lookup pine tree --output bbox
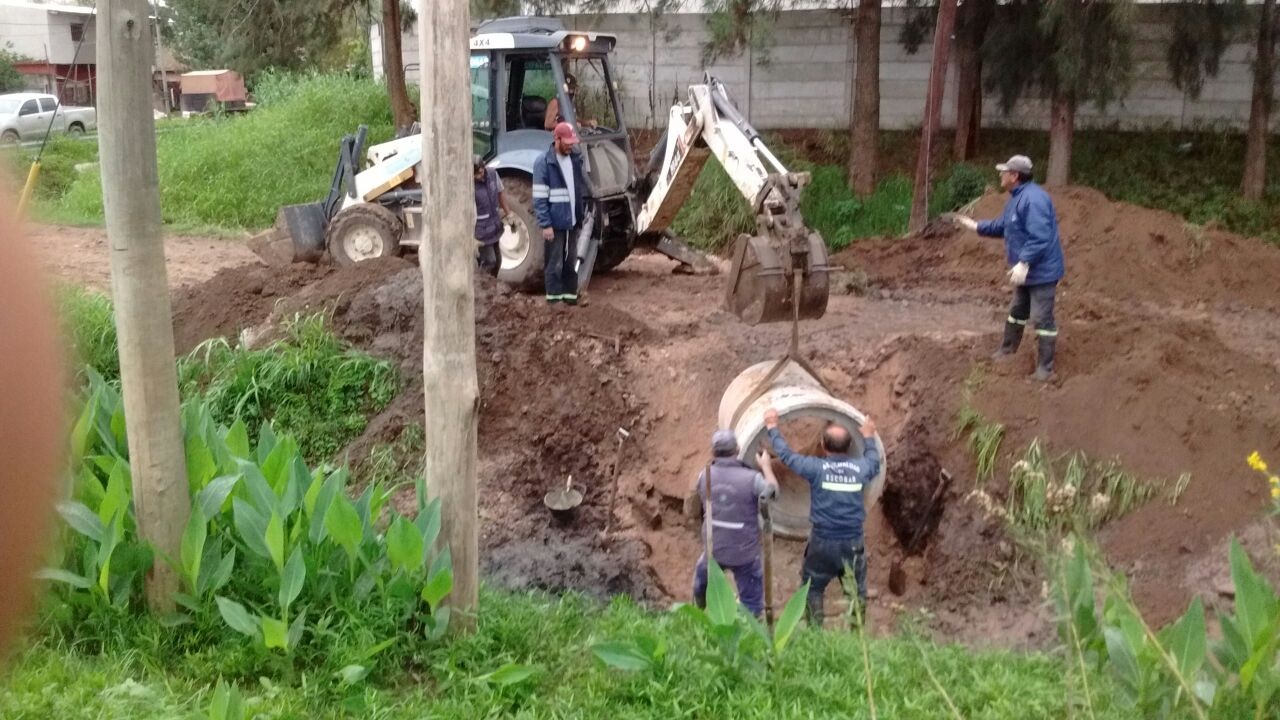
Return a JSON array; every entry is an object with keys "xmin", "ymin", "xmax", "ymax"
[{"xmin": 983, "ymin": 0, "xmax": 1136, "ymax": 185}]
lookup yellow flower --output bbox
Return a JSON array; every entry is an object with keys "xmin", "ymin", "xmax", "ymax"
[
  {"xmin": 1248, "ymin": 451, "xmax": 1268, "ymax": 473},
  {"xmin": 1272, "ymin": 486, "xmax": 1280, "ymax": 500},
  {"xmin": 1272, "ymin": 476, "xmax": 1280, "ymax": 486}
]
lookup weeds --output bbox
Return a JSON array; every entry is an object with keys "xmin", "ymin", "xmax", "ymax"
[
  {"xmin": 954, "ymin": 403, "xmax": 1004, "ymax": 484},
  {"xmin": 1004, "ymin": 440, "xmax": 1158, "ymax": 539},
  {"xmin": 355, "ymin": 423, "xmax": 424, "ymax": 489},
  {"xmin": 179, "ymin": 314, "xmax": 398, "ymax": 463}
]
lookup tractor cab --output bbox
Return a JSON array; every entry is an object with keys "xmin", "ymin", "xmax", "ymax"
[{"xmin": 470, "ymin": 17, "xmax": 637, "ymax": 286}]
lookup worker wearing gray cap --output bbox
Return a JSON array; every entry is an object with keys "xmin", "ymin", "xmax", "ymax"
[
  {"xmin": 685, "ymin": 429, "xmax": 778, "ymax": 617},
  {"xmin": 950, "ymin": 155, "xmax": 1066, "ymax": 382}
]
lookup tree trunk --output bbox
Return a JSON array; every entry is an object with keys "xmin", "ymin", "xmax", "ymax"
[
  {"xmin": 97, "ymin": 0, "xmax": 190, "ymax": 612},
  {"xmin": 419, "ymin": 0, "xmax": 479, "ymax": 630},
  {"xmin": 1046, "ymin": 90, "xmax": 1075, "ymax": 186},
  {"xmin": 909, "ymin": 0, "xmax": 958, "ymax": 232},
  {"xmin": 1242, "ymin": 0, "xmax": 1276, "ymax": 201},
  {"xmin": 953, "ymin": 0, "xmax": 992, "ymax": 160},
  {"xmin": 384, "ymin": 0, "xmax": 417, "ymax": 132},
  {"xmin": 849, "ymin": 0, "xmax": 881, "ymax": 197}
]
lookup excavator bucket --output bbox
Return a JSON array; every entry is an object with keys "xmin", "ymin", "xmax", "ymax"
[
  {"xmin": 725, "ymin": 232, "xmax": 830, "ymax": 325},
  {"xmin": 248, "ymin": 203, "xmax": 329, "ymax": 266},
  {"xmin": 249, "ymin": 126, "xmax": 369, "ymax": 267}
]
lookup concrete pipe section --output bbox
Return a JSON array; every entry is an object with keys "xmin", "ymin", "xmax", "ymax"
[{"xmin": 718, "ymin": 360, "xmax": 887, "ymax": 540}]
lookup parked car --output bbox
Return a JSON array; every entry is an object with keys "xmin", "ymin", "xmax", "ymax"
[{"xmin": 0, "ymin": 93, "xmax": 97, "ymax": 145}]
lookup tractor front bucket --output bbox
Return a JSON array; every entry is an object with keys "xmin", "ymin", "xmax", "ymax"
[
  {"xmin": 248, "ymin": 202, "xmax": 329, "ymax": 266},
  {"xmin": 724, "ymin": 232, "xmax": 830, "ymax": 325}
]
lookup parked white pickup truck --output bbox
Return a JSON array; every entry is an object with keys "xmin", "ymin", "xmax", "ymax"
[{"xmin": 0, "ymin": 93, "xmax": 97, "ymax": 145}]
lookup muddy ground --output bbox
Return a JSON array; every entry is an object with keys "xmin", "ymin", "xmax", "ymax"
[{"xmin": 32, "ymin": 185, "xmax": 1280, "ymax": 648}]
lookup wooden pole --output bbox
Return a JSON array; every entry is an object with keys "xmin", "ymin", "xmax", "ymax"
[
  {"xmin": 96, "ymin": 0, "xmax": 189, "ymax": 611},
  {"xmin": 908, "ymin": 0, "xmax": 958, "ymax": 233},
  {"xmin": 419, "ymin": 0, "xmax": 480, "ymax": 629}
]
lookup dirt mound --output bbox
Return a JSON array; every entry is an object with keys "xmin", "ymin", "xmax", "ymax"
[
  {"xmin": 837, "ymin": 186, "xmax": 1280, "ymax": 314},
  {"xmin": 170, "ymin": 261, "xmax": 327, "ymax": 354}
]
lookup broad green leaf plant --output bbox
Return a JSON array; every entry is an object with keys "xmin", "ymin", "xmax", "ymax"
[
  {"xmin": 43, "ymin": 371, "xmax": 454, "ymax": 661},
  {"xmin": 1054, "ymin": 533, "xmax": 1279, "ymax": 720}
]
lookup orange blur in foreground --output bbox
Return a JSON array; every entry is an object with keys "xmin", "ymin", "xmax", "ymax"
[{"xmin": 0, "ymin": 184, "xmax": 63, "ymax": 665}]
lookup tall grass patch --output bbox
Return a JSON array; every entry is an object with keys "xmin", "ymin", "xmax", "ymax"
[
  {"xmin": 178, "ymin": 314, "xmax": 398, "ymax": 462},
  {"xmin": 57, "ymin": 286, "xmax": 118, "ymax": 382},
  {"xmin": 54, "ymin": 73, "xmax": 395, "ymax": 231}
]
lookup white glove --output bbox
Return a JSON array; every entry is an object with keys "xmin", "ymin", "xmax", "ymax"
[
  {"xmin": 1008, "ymin": 262, "xmax": 1029, "ymax": 286},
  {"xmin": 957, "ymin": 216, "xmax": 978, "ymax": 232}
]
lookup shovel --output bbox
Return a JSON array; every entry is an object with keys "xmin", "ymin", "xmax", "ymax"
[
  {"xmin": 603, "ymin": 427, "xmax": 631, "ymax": 538},
  {"xmin": 888, "ymin": 469, "xmax": 952, "ymax": 596}
]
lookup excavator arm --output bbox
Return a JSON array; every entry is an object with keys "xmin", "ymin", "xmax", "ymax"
[{"xmin": 636, "ymin": 76, "xmax": 829, "ymax": 324}]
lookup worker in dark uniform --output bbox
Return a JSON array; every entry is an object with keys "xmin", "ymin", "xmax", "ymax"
[
  {"xmin": 473, "ymin": 154, "xmax": 509, "ymax": 277},
  {"xmin": 951, "ymin": 154, "xmax": 1066, "ymax": 381},
  {"xmin": 685, "ymin": 429, "xmax": 778, "ymax": 617},
  {"xmin": 764, "ymin": 409, "xmax": 880, "ymax": 626}
]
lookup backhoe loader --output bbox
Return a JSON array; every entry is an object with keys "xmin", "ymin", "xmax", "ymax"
[{"xmin": 255, "ymin": 16, "xmax": 830, "ymax": 325}]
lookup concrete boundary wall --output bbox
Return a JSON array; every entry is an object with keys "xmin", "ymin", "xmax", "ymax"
[{"xmin": 375, "ymin": 5, "xmax": 1279, "ymax": 133}]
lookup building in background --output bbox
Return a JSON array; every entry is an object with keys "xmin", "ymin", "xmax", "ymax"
[
  {"xmin": 0, "ymin": 0, "xmax": 181, "ymax": 111},
  {"xmin": 0, "ymin": 0, "xmax": 97, "ymax": 105}
]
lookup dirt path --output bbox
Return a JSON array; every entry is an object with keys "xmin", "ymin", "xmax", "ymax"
[{"xmin": 27, "ymin": 224, "xmax": 258, "ymax": 292}]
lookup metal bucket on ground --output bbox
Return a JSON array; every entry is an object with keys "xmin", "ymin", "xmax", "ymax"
[
  {"xmin": 717, "ymin": 360, "xmax": 886, "ymax": 540},
  {"xmin": 543, "ymin": 475, "xmax": 584, "ymax": 521}
]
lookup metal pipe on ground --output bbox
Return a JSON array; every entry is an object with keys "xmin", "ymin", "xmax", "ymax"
[{"xmin": 717, "ymin": 360, "xmax": 887, "ymax": 540}]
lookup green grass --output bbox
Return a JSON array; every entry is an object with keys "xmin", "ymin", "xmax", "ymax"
[
  {"xmin": 179, "ymin": 313, "xmax": 398, "ymax": 463},
  {"xmin": 1, "ymin": 588, "xmax": 1136, "ymax": 719},
  {"xmin": 33, "ymin": 73, "xmax": 395, "ymax": 232},
  {"xmin": 57, "ymin": 286, "xmax": 119, "ymax": 383}
]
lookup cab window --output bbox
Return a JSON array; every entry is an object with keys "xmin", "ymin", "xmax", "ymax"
[{"xmin": 470, "ymin": 53, "xmax": 493, "ymax": 157}]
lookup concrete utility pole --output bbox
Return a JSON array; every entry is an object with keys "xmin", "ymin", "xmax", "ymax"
[
  {"xmin": 908, "ymin": 0, "xmax": 958, "ymax": 233},
  {"xmin": 418, "ymin": 0, "xmax": 480, "ymax": 629},
  {"xmin": 97, "ymin": 0, "xmax": 189, "ymax": 611}
]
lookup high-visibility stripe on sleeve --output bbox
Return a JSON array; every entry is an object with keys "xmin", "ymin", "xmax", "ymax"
[
  {"xmin": 711, "ymin": 520, "xmax": 745, "ymax": 530},
  {"xmin": 532, "ymin": 184, "xmax": 550, "ymax": 199}
]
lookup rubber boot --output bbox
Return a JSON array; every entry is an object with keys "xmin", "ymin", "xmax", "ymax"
[
  {"xmin": 1032, "ymin": 335, "xmax": 1056, "ymax": 382},
  {"xmin": 992, "ymin": 321, "xmax": 1024, "ymax": 362},
  {"xmin": 805, "ymin": 593, "xmax": 824, "ymax": 628}
]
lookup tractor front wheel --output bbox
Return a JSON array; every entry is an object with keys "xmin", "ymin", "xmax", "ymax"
[{"xmin": 326, "ymin": 203, "xmax": 403, "ymax": 266}]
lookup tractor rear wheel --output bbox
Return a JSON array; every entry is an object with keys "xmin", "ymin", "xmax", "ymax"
[{"xmin": 326, "ymin": 203, "xmax": 403, "ymax": 266}]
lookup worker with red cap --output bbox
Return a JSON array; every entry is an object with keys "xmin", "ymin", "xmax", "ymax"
[{"xmin": 532, "ymin": 122, "xmax": 588, "ymax": 305}]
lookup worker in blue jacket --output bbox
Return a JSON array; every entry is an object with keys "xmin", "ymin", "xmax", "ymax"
[
  {"xmin": 763, "ymin": 409, "xmax": 880, "ymax": 627},
  {"xmin": 952, "ymin": 155, "xmax": 1066, "ymax": 381},
  {"xmin": 532, "ymin": 122, "xmax": 588, "ymax": 305}
]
